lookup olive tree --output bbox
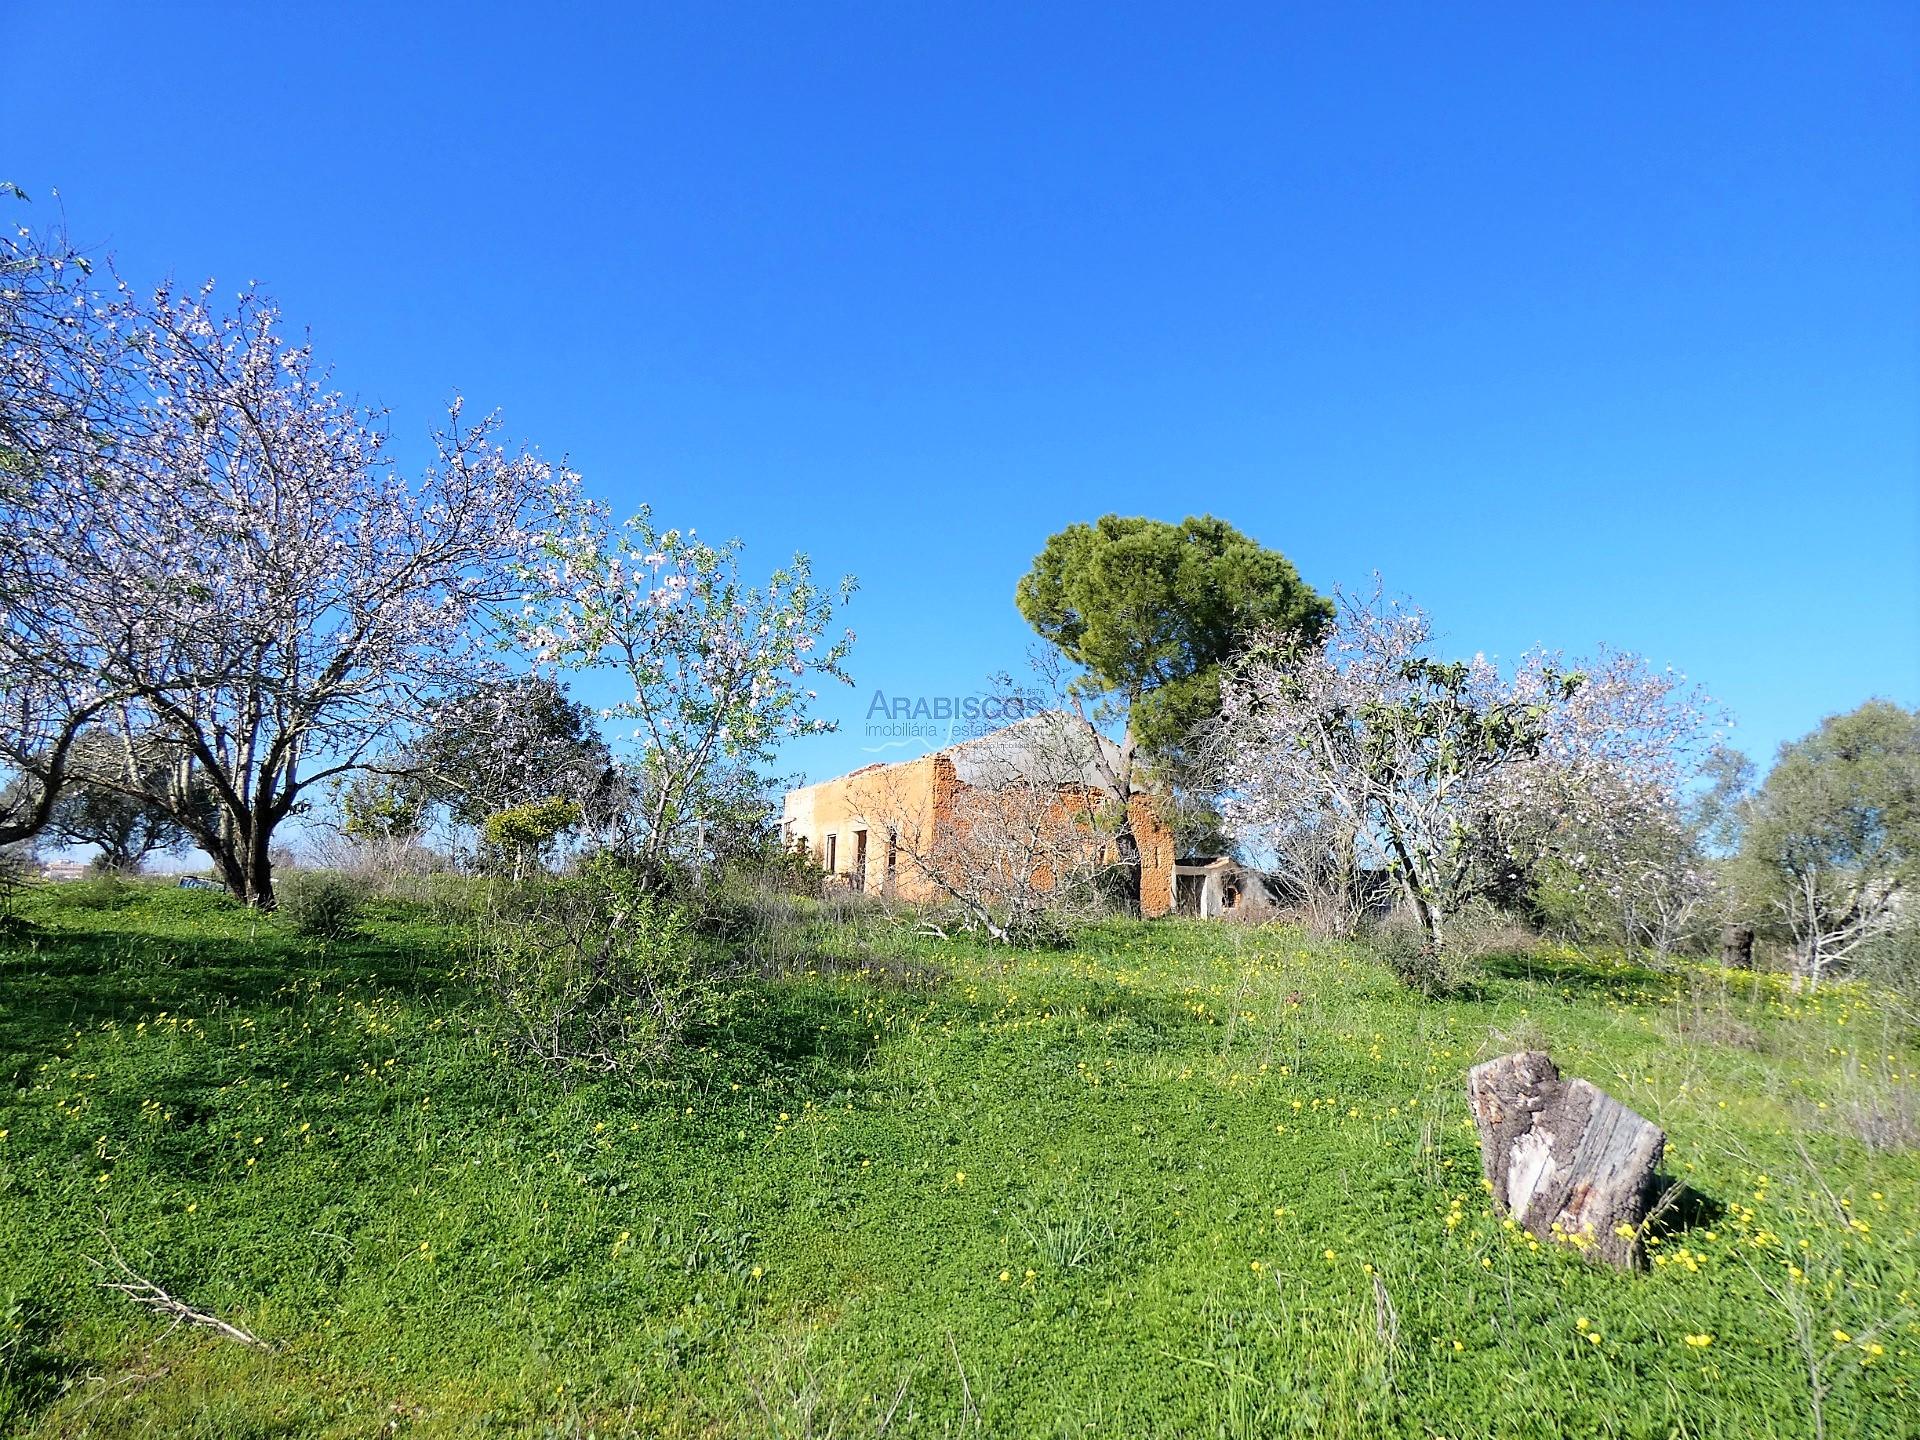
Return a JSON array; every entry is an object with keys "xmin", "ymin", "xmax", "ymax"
[
  {"xmin": 1736, "ymin": 700, "xmax": 1919, "ymax": 985},
  {"xmin": 35, "ymin": 733, "xmax": 201, "ymax": 872},
  {"xmin": 409, "ymin": 675, "xmax": 624, "ymax": 836}
]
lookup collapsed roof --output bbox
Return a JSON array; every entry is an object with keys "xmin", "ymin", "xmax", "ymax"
[{"xmin": 935, "ymin": 710, "xmax": 1136, "ymax": 792}]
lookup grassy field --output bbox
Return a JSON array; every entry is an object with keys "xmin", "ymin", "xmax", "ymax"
[{"xmin": 1, "ymin": 882, "xmax": 1916, "ymax": 1438}]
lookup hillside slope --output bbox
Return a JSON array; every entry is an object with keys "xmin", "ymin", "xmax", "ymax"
[{"xmin": 1, "ymin": 885, "xmax": 1915, "ymax": 1437}]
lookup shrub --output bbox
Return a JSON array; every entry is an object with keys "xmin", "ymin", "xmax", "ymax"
[
  {"xmin": 1446, "ymin": 904, "xmax": 1543, "ymax": 963},
  {"xmin": 1364, "ymin": 909, "xmax": 1478, "ymax": 997},
  {"xmin": 60, "ymin": 873, "xmax": 141, "ymax": 911},
  {"xmin": 1005, "ymin": 906, "xmax": 1082, "ymax": 950},
  {"xmin": 751, "ymin": 847, "xmax": 828, "ymax": 898},
  {"xmin": 415, "ymin": 871, "xmax": 489, "ymax": 925},
  {"xmin": 473, "ymin": 856, "xmax": 735, "ymax": 1077},
  {"xmin": 480, "ymin": 796, "xmax": 582, "ymax": 878},
  {"xmin": 276, "ymin": 870, "xmax": 369, "ymax": 940},
  {"xmin": 692, "ymin": 872, "xmax": 815, "ymax": 968}
]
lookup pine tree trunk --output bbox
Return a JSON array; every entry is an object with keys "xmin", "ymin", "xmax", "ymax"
[{"xmin": 1114, "ymin": 822, "xmax": 1143, "ymax": 918}]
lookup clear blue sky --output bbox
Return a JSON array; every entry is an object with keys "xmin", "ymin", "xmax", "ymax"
[{"xmin": 9, "ymin": 2, "xmax": 1916, "ymax": 786}]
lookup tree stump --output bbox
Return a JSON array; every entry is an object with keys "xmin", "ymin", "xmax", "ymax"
[
  {"xmin": 1466, "ymin": 1052, "xmax": 1666, "ymax": 1269},
  {"xmin": 1720, "ymin": 924, "xmax": 1755, "ymax": 970}
]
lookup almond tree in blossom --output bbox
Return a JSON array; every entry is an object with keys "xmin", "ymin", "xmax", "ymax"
[
  {"xmin": 1208, "ymin": 582, "xmax": 1719, "ymax": 954},
  {"xmin": 0, "ymin": 198, "xmax": 140, "ymax": 844},
  {"xmin": 8, "ymin": 270, "xmax": 575, "ymax": 903},
  {"xmin": 515, "ymin": 506, "xmax": 855, "ymax": 888}
]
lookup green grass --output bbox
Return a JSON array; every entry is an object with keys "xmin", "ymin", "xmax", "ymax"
[{"xmin": 1, "ymin": 882, "xmax": 1916, "ymax": 1438}]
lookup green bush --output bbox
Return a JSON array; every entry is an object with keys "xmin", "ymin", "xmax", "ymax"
[
  {"xmin": 743, "ymin": 847, "xmax": 828, "ymax": 899},
  {"xmin": 473, "ymin": 856, "xmax": 735, "ymax": 1077},
  {"xmin": 1363, "ymin": 910, "xmax": 1479, "ymax": 996},
  {"xmin": 1005, "ymin": 905, "xmax": 1082, "ymax": 950},
  {"xmin": 693, "ymin": 870, "xmax": 814, "ymax": 948},
  {"xmin": 59, "ymin": 874, "xmax": 141, "ymax": 911},
  {"xmin": 479, "ymin": 796, "xmax": 583, "ymax": 877},
  {"xmin": 276, "ymin": 870, "xmax": 369, "ymax": 940}
]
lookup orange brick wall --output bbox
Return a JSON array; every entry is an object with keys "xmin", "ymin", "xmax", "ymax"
[{"xmin": 1131, "ymin": 794, "xmax": 1175, "ymax": 918}]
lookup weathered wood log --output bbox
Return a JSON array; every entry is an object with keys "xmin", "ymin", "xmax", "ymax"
[
  {"xmin": 1466, "ymin": 1051, "xmax": 1666, "ymax": 1269},
  {"xmin": 1720, "ymin": 924, "xmax": 1755, "ymax": 970}
]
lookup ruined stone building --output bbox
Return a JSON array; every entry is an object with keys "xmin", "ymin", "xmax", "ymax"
[{"xmin": 781, "ymin": 713, "xmax": 1176, "ymax": 917}]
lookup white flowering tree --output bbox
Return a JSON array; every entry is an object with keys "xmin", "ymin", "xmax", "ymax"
[
  {"xmin": 1209, "ymin": 583, "xmax": 1718, "ymax": 953},
  {"xmin": 1527, "ymin": 779, "xmax": 1722, "ymax": 955},
  {"xmin": 0, "ymin": 198, "xmax": 139, "ymax": 845},
  {"xmin": 516, "ymin": 507, "xmax": 855, "ymax": 888},
  {"xmin": 7, "ymin": 274, "xmax": 574, "ymax": 904}
]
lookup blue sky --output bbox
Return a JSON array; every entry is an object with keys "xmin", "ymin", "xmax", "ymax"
[{"xmin": 9, "ymin": 1, "xmax": 1916, "ymax": 788}]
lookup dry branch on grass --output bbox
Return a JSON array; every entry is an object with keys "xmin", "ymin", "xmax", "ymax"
[{"xmin": 87, "ymin": 1227, "xmax": 272, "ymax": 1350}]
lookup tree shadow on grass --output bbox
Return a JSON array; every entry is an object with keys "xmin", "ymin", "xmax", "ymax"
[
  {"xmin": 0, "ymin": 920, "xmax": 459, "ymax": 1082},
  {"xmin": 705, "ymin": 944, "xmax": 1213, "ymax": 1093},
  {"xmin": 709, "ymin": 979, "xmax": 888, "ymax": 1080},
  {"xmin": 1479, "ymin": 950, "xmax": 1678, "ymax": 1004},
  {"xmin": 1, "ymin": 895, "xmax": 1220, "ymax": 1137},
  {"xmin": 0, "ymin": 1292, "xmax": 79, "ymax": 1437}
]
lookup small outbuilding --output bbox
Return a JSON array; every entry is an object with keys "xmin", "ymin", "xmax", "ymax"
[{"xmin": 1170, "ymin": 856, "xmax": 1284, "ymax": 919}]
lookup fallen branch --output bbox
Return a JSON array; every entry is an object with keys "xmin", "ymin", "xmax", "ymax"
[
  {"xmin": 946, "ymin": 1331, "xmax": 978, "ymax": 1430},
  {"xmin": 87, "ymin": 1227, "xmax": 272, "ymax": 1351},
  {"xmin": 1371, "ymin": 1269, "xmax": 1399, "ymax": 1353}
]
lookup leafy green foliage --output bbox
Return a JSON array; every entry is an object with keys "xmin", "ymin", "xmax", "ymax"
[
  {"xmin": 1363, "ymin": 910, "xmax": 1480, "ymax": 996},
  {"xmin": 479, "ymin": 796, "xmax": 584, "ymax": 876},
  {"xmin": 33, "ymin": 733, "xmax": 201, "ymax": 872},
  {"xmin": 1736, "ymin": 700, "xmax": 1920, "ymax": 977},
  {"xmin": 414, "ymin": 675, "xmax": 619, "ymax": 830},
  {"xmin": 337, "ymin": 772, "xmax": 428, "ymax": 844},
  {"xmin": 57, "ymin": 872, "xmax": 141, "ymax": 911},
  {"xmin": 472, "ymin": 856, "xmax": 734, "ymax": 1078},
  {"xmin": 1692, "ymin": 745, "xmax": 1757, "ymax": 856},
  {"xmin": 1015, "ymin": 514, "xmax": 1330, "ymax": 764},
  {"xmin": 274, "ymin": 870, "xmax": 369, "ymax": 941}
]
